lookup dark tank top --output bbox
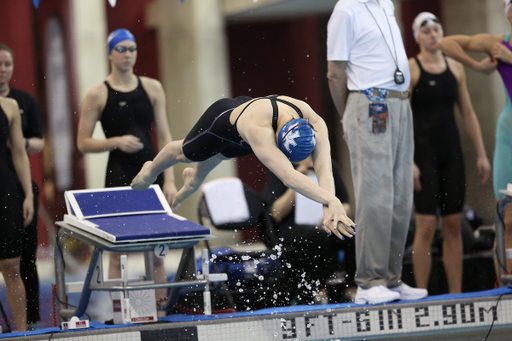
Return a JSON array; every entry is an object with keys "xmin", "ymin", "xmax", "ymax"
[
  {"xmin": 411, "ymin": 56, "xmax": 459, "ymax": 138},
  {"xmin": 0, "ymin": 104, "xmax": 9, "ymax": 158},
  {"xmin": 0, "ymin": 104, "xmax": 16, "ymax": 179},
  {"xmin": 0, "ymin": 103, "xmax": 23, "ymax": 235},
  {"xmin": 101, "ymin": 78, "xmax": 162, "ymax": 187}
]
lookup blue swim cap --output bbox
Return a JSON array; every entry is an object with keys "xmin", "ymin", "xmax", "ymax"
[
  {"xmin": 107, "ymin": 29, "xmax": 136, "ymax": 54},
  {"xmin": 277, "ymin": 118, "xmax": 316, "ymax": 163}
]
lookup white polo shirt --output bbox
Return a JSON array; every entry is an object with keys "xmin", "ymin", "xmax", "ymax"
[{"xmin": 327, "ymin": 0, "xmax": 410, "ymax": 91}]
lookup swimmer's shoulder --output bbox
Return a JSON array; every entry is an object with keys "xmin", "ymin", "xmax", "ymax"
[
  {"xmin": 139, "ymin": 76, "xmax": 163, "ymax": 93},
  {"xmin": 0, "ymin": 96, "xmax": 20, "ymax": 121},
  {"xmin": 81, "ymin": 82, "xmax": 109, "ymax": 115},
  {"xmin": 279, "ymin": 95, "xmax": 317, "ymax": 120},
  {"xmin": 446, "ymin": 56, "xmax": 466, "ymax": 81},
  {"xmin": 139, "ymin": 77, "xmax": 165, "ymax": 105},
  {"xmin": 85, "ymin": 81, "xmax": 109, "ymax": 102}
]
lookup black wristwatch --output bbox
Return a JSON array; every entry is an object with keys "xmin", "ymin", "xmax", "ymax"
[{"xmin": 25, "ymin": 138, "xmax": 29, "ymax": 150}]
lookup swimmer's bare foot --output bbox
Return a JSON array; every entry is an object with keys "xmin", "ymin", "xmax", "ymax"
[
  {"xmin": 131, "ymin": 161, "xmax": 157, "ymax": 191},
  {"xmin": 172, "ymin": 167, "xmax": 198, "ymax": 210}
]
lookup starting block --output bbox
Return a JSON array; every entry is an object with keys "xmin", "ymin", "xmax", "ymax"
[
  {"xmin": 63, "ymin": 184, "xmax": 210, "ymax": 243},
  {"xmin": 54, "ymin": 185, "xmax": 227, "ymax": 324}
]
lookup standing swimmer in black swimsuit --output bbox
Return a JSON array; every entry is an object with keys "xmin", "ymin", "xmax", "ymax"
[
  {"xmin": 0, "ymin": 43, "xmax": 45, "ymax": 330},
  {"xmin": 0, "ymin": 96, "xmax": 34, "ymax": 331},
  {"xmin": 408, "ymin": 13, "xmax": 491, "ymax": 293},
  {"xmin": 131, "ymin": 95, "xmax": 356, "ymax": 239},
  {"xmin": 77, "ymin": 29, "xmax": 176, "ymax": 312}
]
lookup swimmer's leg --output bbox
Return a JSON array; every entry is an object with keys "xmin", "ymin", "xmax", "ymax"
[
  {"xmin": 132, "ymin": 139, "xmax": 191, "ymax": 191},
  {"xmin": 172, "ymin": 154, "xmax": 226, "ymax": 209}
]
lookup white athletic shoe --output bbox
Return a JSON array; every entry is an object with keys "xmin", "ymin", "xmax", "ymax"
[
  {"xmin": 389, "ymin": 283, "xmax": 428, "ymax": 301},
  {"xmin": 354, "ymin": 285, "xmax": 401, "ymax": 305}
]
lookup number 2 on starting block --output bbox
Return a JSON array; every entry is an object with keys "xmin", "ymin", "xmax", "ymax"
[
  {"xmin": 154, "ymin": 244, "xmax": 169, "ymax": 258},
  {"xmin": 91, "ymin": 255, "xmax": 103, "ymax": 286}
]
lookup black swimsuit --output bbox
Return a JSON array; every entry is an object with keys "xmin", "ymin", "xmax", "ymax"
[
  {"xmin": 411, "ymin": 56, "xmax": 465, "ymax": 216},
  {"xmin": 0, "ymin": 104, "xmax": 24, "ymax": 259},
  {"xmin": 182, "ymin": 95, "xmax": 303, "ymax": 162},
  {"xmin": 101, "ymin": 79, "xmax": 163, "ymax": 187}
]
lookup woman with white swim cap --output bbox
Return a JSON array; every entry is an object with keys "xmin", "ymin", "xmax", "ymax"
[{"xmin": 409, "ymin": 13, "xmax": 491, "ymax": 294}]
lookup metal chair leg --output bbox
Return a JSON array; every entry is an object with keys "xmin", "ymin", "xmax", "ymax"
[{"xmin": 204, "ymin": 240, "xmax": 236, "ymax": 309}]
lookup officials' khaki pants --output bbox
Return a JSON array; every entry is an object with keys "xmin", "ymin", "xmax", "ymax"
[{"xmin": 343, "ymin": 92, "xmax": 414, "ymax": 289}]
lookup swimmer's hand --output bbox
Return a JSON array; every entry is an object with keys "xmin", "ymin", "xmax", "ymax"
[
  {"xmin": 474, "ymin": 56, "xmax": 497, "ymax": 74},
  {"xmin": 23, "ymin": 195, "xmax": 34, "ymax": 227},
  {"xmin": 320, "ymin": 199, "xmax": 356, "ymax": 240},
  {"xmin": 477, "ymin": 155, "xmax": 491, "ymax": 185},
  {"xmin": 116, "ymin": 135, "xmax": 144, "ymax": 153},
  {"xmin": 492, "ymin": 42, "xmax": 512, "ymax": 65},
  {"xmin": 131, "ymin": 161, "xmax": 156, "ymax": 191}
]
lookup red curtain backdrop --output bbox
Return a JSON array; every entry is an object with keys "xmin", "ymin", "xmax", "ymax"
[
  {"xmin": 0, "ymin": 1, "xmax": 44, "ymax": 190},
  {"xmin": 227, "ymin": 16, "xmax": 328, "ymax": 194}
]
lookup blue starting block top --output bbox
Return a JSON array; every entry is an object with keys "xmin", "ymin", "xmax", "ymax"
[
  {"xmin": 63, "ymin": 185, "xmax": 210, "ymax": 243},
  {"xmin": 70, "ymin": 188, "xmax": 166, "ymax": 218}
]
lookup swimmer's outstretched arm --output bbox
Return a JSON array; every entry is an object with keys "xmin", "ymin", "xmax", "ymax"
[
  {"xmin": 243, "ymin": 118, "xmax": 355, "ymax": 240},
  {"xmin": 439, "ymin": 34, "xmax": 499, "ymax": 73},
  {"xmin": 306, "ymin": 113, "xmax": 354, "ymax": 236},
  {"xmin": 308, "ymin": 111, "xmax": 336, "ymax": 199}
]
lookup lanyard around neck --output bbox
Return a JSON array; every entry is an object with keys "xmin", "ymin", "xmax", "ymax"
[{"xmin": 364, "ymin": 2, "xmax": 399, "ymax": 70}]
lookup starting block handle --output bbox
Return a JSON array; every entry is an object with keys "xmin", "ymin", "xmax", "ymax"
[
  {"xmin": 120, "ymin": 255, "xmax": 131, "ymax": 323},
  {"xmin": 201, "ymin": 249, "xmax": 211, "ymax": 315},
  {"xmin": 121, "ymin": 255, "xmax": 128, "ymax": 287},
  {"xmin": 202, "ymin": 249, "xmax": 210, "ymax": 278},
  {"xmin": 204, "ymin": 291, "xmax": 211, "ymax": 316}
]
